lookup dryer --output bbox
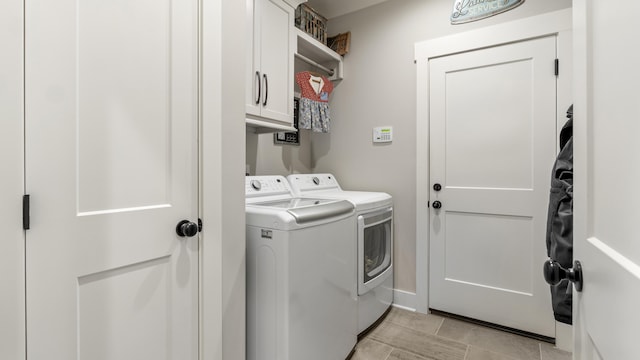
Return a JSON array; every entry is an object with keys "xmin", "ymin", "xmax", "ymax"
[
  {"xmin": 245, "ymin": 176, "xmax": 357, "ymax": 360},
  {"xmin": 286, "ymin": 174, "xmax": 394, "ymax": 335}
]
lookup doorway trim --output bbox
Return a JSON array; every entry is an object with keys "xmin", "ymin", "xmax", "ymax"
[{"xmin": 414, "ymin": 6, "xmax": 572, "ymax": 339}]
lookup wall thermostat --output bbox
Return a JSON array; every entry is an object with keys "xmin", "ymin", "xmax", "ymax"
[{"xmin": 373, "ymin": 126, "xmax": 393, "ymax": 143}]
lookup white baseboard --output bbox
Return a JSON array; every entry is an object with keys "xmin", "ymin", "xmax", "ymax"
[{"xmin": 392, "ymin": 289, "xmax": 417, "ymax": 312}]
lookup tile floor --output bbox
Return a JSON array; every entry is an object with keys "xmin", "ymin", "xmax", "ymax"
[{"xmin": 352, "ymin": 307, "xmax": 572, "ymax": 360}]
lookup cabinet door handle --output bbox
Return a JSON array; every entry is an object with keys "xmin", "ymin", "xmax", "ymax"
[
  {"xmin": 255, "ymin": 71, "xmax": 261, "ymax": 105},
  {"xmin": 262, "ymin": 73, "xmax": 268, "ymax": 107}
]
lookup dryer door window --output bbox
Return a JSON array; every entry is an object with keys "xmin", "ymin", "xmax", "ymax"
[
  {"xmin": 363, "ymin": 220, "xmax": 391, "ymax": 282},
  {"xmin": 359, "ymin": 208, "xmax": 392, "ymax": 288}
]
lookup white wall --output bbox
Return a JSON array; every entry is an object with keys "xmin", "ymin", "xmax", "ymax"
[
  {"xmin": 246, "ymin": 128, "xmax": 313, "ymax": 175},
  {"xmin": 246, "ymin": 0, "xmax": 572, "ymax": 295},
  {"xmin": 0, "ymin": 0, "xmax": 25, "ymax": 358},
  {"xmin": 309, "ymin": 0, "xmax": 572, "ymax": 294}
]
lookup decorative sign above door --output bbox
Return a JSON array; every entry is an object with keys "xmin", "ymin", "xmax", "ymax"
[{"xmin": 451, "ymin": 0, "xmax": 525, "ymax": 24}]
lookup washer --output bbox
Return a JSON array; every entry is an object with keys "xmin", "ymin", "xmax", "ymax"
[
  {"xmin": 245, "ymin": 176, "xmax": 357, "ymax": 360},
  {"xmin": 286, "ymin": 174, "xmax": 394, "ymax": 335}
]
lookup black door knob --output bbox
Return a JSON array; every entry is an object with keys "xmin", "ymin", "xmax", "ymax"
[
  {"xmin": 176, "ymin": 220, "xmax": 199, "ymax": 237},
  {"xmin": 433, "ymin": 183, "xmax": 442, "ymax": 191},
  {"xmin": 543, "ymin": 259, "xmax": 583, "ymax": 292},
  {"xmin": 432, "ymin": 201, "xmax": 442, "ymax": 209}
]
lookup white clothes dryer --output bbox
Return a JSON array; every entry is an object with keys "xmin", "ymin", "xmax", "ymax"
[
  {"xmin": 245, "ymin": 176, "xmax": 357, "ymax": 360},
  {"xmin": 286, "ymin": 174, "xmax": 394, "ymax": 335}
]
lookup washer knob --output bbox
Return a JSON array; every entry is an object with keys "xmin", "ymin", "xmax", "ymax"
[
  {"xmin": 313, "ymin": 177, "xmax": 320, "ymax": 185},
  {"xmin": 250, "ymin": 180, "xmax": 261, "ymax": 191}
]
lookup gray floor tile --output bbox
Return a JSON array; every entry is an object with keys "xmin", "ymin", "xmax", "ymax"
[
  {"xmin": 385, "ymin": 307, "xmax": 445, "ymax": 335},
  {"xmin": 436, "ymin": 318, "xmax": 540, "ymax": 360},
  {"xmin": 388, "ymin": 348, "xmax": 430, "ymax": 360},
  {"xmin": 466, "ymin": 346, "xmax": 519, "ymax": 360},
  {"xmin": 368, "ymin": 321, "xmax": 467, "ymax": 360},
  {"xmin": 352, "ymin": 338, "xmax": 394, "ymax": 360},
  {"xmin": 540, "ymin": 343, "xmax": 572, "ymax": 360}
]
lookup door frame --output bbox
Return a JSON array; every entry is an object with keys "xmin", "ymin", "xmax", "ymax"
[
  {"xmin": 414, "ymin": 7, "xmax": 572, "ymax": 342},
  {"xmin": 200, "ymin": 0, "xmax": 247, "ymax": 359}
]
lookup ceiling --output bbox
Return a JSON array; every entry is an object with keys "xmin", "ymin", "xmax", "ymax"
[{"xmin": 305, "ymin": 0, "xmax": 389, "ymax": 19}]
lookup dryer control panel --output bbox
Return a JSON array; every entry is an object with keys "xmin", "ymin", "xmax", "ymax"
[{"xmin": 287, "ymin": 173, "xmax": 342, "ymax": 194}]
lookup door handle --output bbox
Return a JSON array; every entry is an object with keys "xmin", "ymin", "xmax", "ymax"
[
  {"xmin": 176, "ymin": 220, "xmax": 199, "ymax": 238},
  {"xmin": 433, "ymin": 183, "xmax": 442, "ymax": 191},
  {"xmin": 432, "ymin": 201, "xmax": 442, "ymax": 209},
  {"xmin": 255, "ymin": 71, "xmax": 261, "ymax": 105},
  {"xmin": 262, "ymin": 73, "xmax": 268, "ymax": 106},
  {"xmin": 543, "ymin": 259, "xmax": 583, "ymax": 292}
]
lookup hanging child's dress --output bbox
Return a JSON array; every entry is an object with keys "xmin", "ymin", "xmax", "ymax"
[{"xmin": 295, "ymin": 71, "xmax": 334, "ymax": 133}]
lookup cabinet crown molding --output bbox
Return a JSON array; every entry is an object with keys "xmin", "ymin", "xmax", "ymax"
[{"xmin": 283, "ymin": 0, "xmax": 306, "ymax": 8}]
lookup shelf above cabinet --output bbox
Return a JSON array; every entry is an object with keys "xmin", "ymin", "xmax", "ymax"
[
  {"xmin": 246, "ymin": 118, "xmax": 297, "ymax": 133},
  {"xmin": 295, "ymin": 28, "xmax": 343, "ymax": 81}
]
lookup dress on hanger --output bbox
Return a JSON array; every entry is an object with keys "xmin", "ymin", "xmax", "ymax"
[{"xmin": 295, "ymin": 71, "xmax": 334, "ymax": 133}]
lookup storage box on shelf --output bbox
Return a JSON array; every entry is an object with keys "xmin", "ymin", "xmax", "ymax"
[
  {"xmin": 327, "ymin": 31, "xmax": 351, "ymax": 56},
  {"xmin": 295, "ymin": 4, "xmax": 327, "ymax": 45}
]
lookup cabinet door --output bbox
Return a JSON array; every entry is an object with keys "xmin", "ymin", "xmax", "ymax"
[
  {"xmin": 247, "ymin": 0, "xmax": 293, "ymax": 127},
  {"xmin": 259, "ymin": 0, "xmax": 293, "ymax": 124},
  {"xmin": 245, "ymin": 0, "xmax": 261, "ymax": 117}
]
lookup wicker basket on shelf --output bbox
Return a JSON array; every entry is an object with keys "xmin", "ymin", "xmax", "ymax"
[
  {"xmin": 295, "ymin": 4, "xmax": 327, "ymax": 45},
  {"xmin": 327, "ymin": 31, "xmax": 351, "ymax": 56}
]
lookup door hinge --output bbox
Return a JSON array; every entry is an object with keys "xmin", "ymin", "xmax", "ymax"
[
  {"xmin": 554, "ymin": 59, "xmax": 559, "ymax": 76},
  {"xmin": 23, "ymin": 194, "xmax": 30, "ymax": 230}
]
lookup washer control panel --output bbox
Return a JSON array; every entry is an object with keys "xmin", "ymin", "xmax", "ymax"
[{"xmin": 245, "ymin": 176, "xmax": 292, "ymax": 197}]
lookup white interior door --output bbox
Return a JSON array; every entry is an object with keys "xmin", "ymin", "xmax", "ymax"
[
  {"xmin": 429, "ymin": 36, "xmax": 557, "ymax": 337},
  {"xmin": 24, "ymin": 0, "xmax": 199, "ymax": 358},
  {"xmin": 0, "ymin": 0, "xmax": 25, "ymax": 358},
  {"xmin": 573, "ymin": 0, "xmax": 640, "ymax": 358}
]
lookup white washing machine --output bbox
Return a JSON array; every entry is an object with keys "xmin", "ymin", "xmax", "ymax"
[
  {"xmin": 245, "ymin": 176, "xmax": 357, "ymax": 360},
  {"xmin": 286, "ymin": 174, "xmax": 394, "ymax": 335}
]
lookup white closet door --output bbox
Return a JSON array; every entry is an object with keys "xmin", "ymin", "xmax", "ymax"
[
  {"xmin": 429, "ymin": 36, "xmax": 557, "ymax": 337},
  {"xmin": 0, "ymin": 0, "xmax": 25, "ymax": 358},
  {"xmin": 25, "ymin": 0, "xmax": 199, "ymax": 358}
]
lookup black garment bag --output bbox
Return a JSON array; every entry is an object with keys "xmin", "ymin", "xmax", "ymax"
[{"xmin": 545, "ymin": 105, "xmax": 573, "ymax": 324}]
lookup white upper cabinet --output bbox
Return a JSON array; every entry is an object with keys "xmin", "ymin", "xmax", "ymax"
[{"xmin": 246, "ymin": 0, "xmax": 296, "ymax": 131}]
